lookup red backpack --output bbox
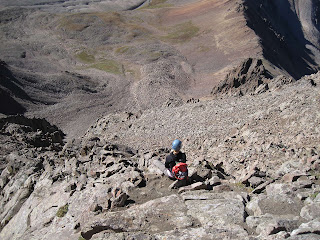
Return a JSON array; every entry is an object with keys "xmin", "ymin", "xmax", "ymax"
[{"xmin": 172, "ymin": 163, "xmax": 188, "ymax": 180}]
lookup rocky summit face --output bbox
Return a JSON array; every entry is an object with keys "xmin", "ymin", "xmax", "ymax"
[{"xmin": 1, "ymin": 0, "xmax": 320, "ymax": 240}]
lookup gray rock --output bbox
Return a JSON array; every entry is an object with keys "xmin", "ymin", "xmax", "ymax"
[
  {"xmin": 155, "ymin": 225, "xmax": 249, "ymax": 240},
  {"xmin": 287, "ymin": 233, "xmax": 320, "ymax": 240},
  {"xmin": 258, "ymin": 231, "xmax": 290, "ymax": 240},
  {"xmin": 251, "ymin": 180, "xmax": 273, "ymax": 194},
  {"xmin": 291, "ymin": 218, "xmax": 320, "ymax": 236},
  {"xmin": 276, "ymin": 160, "xmax": 301, "ymax": 177},
  {"xmin": 247, "ymin": 213, "xmax": 299, "ymax": 235},
  {"xmin": 247, "ymin": 195, "xmax": 303, "ymax": 216},
  {"xmin": 256, "ymin": 216, "xmax": 299, "ymax": 236},
  {"xmin": 300, "ymin": 202, "xmax": 320, "ymax": 221},
  {"xmin": 205, "ymin": 175, "xmax": 221, "ymax": 187},
  {"xmin": 169, "ymin": 179, "xmax": 188, "ymax": 189},
  {"xmin": 266, "ymin": 183, "xmax": 295, "ymax": 196},
  {"xmin": 111, "ymin": 192, "xmax": 128, "ymax": 208},
  {"xmin": 81, "ymin": 194, "xmax": 195, "ymax": 238},
  {"xmin": 190, "ymin": 167, "xmax": 212, "ymax": 182},
  {"xmin": 185, "ymin": 196, "xmax": 245, "ymax": 227},
  {"xmin": 248, "ymin": 176, "xmax": 265, "ymax": 188},
  {"xmin": 282, "ymin": 171, "xmax": 307, "ymax": 183},
  {"xmin": 178, "ymin": 182, "xmax": 207, "ymax": 193}
]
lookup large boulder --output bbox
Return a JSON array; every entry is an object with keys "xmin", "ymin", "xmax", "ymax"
[
  {"xmin": 81, "ymin": 194, "xmax": 195, "ymax": 239},
  {"xmin": 247, "ymin": 194, "xmax": 303, "ymax": 216}
]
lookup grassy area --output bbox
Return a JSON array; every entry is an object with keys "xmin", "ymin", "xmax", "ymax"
[
  {"xmin": 76, "ymin": 51, "xmax": 95, "ymax": 63},
  {"xmin": 115, "ymin": 45, "xmax": 162, "ymax": 61},
  {"xmin": 143, "ymin": 50, "xmax": 162, "ymax": 61},
  {"xmin": 115, "ymin": 46, "xmax": 132, "ymax": 54},
  {"xmin": 89, "ymin": 60, "xmax": 123, "ymax": 75},
  {"xmin": 310, "ymin": 170, "xmax": 320, "ymax": 178},
  {"xmin": 310, "ymin": 192, "xmax": 319, "ymax": 199},
  {"xmin": 198, "ymin": 45, "xmax": 211, "ymax": 52},
  {"xmin": 162, "ymin": 21, "xmax": 199, "ymax": 43},
  {"xmin": 56, "ymin": 204, "xmax": 69, "ymax": 218},
  {"xmin": 233, "ymin": 182, "xmax": 254, "ymax": 193}
]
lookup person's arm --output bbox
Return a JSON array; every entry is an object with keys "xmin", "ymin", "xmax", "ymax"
[
  {"xmin": 181, "ymin": 153, "xmax": 186, "ymax": 163},
  {"xmin": 165, "ymin": 155, "xmax": 171, "ymax": 168}
]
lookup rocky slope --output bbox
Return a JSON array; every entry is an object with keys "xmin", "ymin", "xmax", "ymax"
[
  {"xmin": 1, "ymin": 0, "xmax": 320, "ymax": 239},
  {"xmin": 0, "ymin": 72, "xmax": 320, "ymax": 240}
]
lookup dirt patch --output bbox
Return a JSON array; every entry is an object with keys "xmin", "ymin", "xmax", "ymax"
[{"xmin": 127, "ymin": 174, "xmax": 178, "ymax": 205}]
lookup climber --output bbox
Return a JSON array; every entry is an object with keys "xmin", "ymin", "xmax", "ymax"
[{"xmin": 165, "ymin": 139, "xmax": 188, "ymax": 180}]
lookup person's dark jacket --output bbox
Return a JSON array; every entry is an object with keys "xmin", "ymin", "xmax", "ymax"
[{"xmin": 165, "ymin": 151, "xmax": 186, "ymax": 170}]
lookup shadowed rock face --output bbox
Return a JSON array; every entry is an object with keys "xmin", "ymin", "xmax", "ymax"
[
  {"xmin": 0, "ymin": 89, "xmax": 26, "ymax": 115},
  {"xmin": 0, "ymin": 60, "xmax": 31, "ymax": 115},
  {"xmin": 244, "ymin": 0, "xmax": 320, "ymax": 79}
]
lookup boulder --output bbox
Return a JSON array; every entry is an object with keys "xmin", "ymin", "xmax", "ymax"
[
  {"xmin": 81, "ymin": 194, "xmax": 195, "ymax": 239},
  {"xmin": 169, "ymin": 179, "xmax": 188, "ymax": 189},
  {"xmin": 184, "ymin": 191, "xmax": 246, "ymax": 227},
  {"xmin": 247, "ymin": 214, "xmax": 299, "ymax": 236},
  {"xmin": 178, "ymin": 182, "xmax": 207, "ymax": 193},
  {"xmin": 247, "ymin": 195, "xmax": 303, "ymax": 216},
  {"xmin": 248, "ymin": 176, "xmax": 265, "ymax": 188},
  {"xmin": 300, "ymin": 202, "xmax": 320, "ymax": 221},
  {"xmin": 291, "ymin": 218, "xmax": 320, "ymax": 236},
  {"xmin": 155, "ymin": 225, "xmax": 249, "ymax": 240},
  {"xmin": 111, "ymin": 192, "xmax": 128, "ymax": 208},
  {"xmin": 251, "ymin": 180, "xmax": 273, "ymax": 194},
  {"xmin": 189, "ymin": 167, "xmax": 212, "ymax": 182},
  {"xmin": 205, "ymin": 176, "xmax": 221, "ymax": 187},
  {"xmin": 266, "ymin": 183, "xmax": 295, "ymax": 196},
  {"xmin": 258, "ymin": 231, "xmax": 290, "ymax": 240},
  {"xmin": 287, "ymin": 234, "xmax": 320, "ymax": 240},
  {"xmin": 282, "ymin": 171, "xmax": 307, "ymax": 183},
  {"xmin": 212, "ymin": 184, "xmax": 232, "ymax": 192}
]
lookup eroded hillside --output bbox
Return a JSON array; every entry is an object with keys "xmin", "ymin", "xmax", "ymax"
[{"xmin": 3, "ymin": 0, "xmax": 319, "ymax": 137}]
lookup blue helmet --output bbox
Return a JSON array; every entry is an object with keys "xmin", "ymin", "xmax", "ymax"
[{"xmin": 172, "ymin": 139, "xmax": 182, "ymax": 151}]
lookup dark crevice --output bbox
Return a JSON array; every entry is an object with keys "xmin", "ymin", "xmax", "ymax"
[
  {"xmin": 298, "ymin": 231, "xmax": 320, "ymax": 235},
  {"xmin": 126, "ymin": 0, "xmax": 148, "ymax": 10}
]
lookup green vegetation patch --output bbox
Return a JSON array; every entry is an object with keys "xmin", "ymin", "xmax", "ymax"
[
  {"xmin": 76, "ymin": 51, "xmax": 95, "ymax": 63},
  {"xmin": 115, "ymin": 46, "xmax": 136, "ymax": 55},
  {"xmin": 310, "ymin": 170, "xmax": 320, "ymax": 179},
  {"xmin": 142, "ymin": 50, "xmax": 162, "ymax": 61},
  {"xmin": 233, "ymin": 182, "xmax": 254, "ymax": 193},
  {"xmin": 115, "ymin": 46, "xmax": 130, "ymax": 54},
  {"xmin": 162, "ymin": 21, "xmax": 199, "ymax": 43},
  {"xmin": 56, "ymin": 204, "xmax": 69, "ymax": 218},
  {"xmin": 310, "ymin": 192, "xmax": 319, "ymax": 199},
  {"xmin": 89, "ymin": 60, "xmax": 123, "ymax": 75},
  {"xmin": 198, "ymin": 45, "xmax": 210, "ymax": 52}
]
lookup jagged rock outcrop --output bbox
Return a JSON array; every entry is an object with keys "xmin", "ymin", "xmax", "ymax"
[
  {"xmin": 0, "ymin": 115, "xmax": 65, "ymax": 232},
  {"xmin": 212, "ymin": 58, "xmax": 273, "ymax": 96}
]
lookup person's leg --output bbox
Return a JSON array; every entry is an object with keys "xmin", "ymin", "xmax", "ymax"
[{"xmin": 165, "ymin": 169, "xmax": 174, "ymax": 178}]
